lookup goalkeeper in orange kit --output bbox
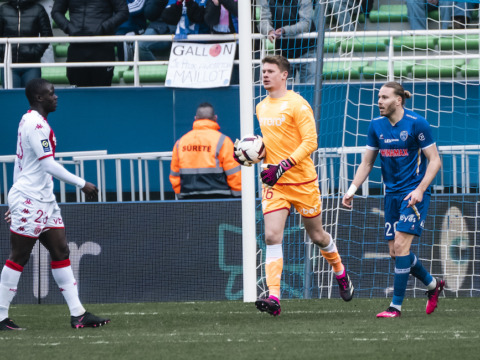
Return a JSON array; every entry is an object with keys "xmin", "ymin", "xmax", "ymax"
[{"xmin": 234, "ymin": 55, "xmax": 354, "ymax": 316}]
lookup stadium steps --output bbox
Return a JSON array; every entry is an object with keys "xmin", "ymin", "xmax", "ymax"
[
  {"xmin": 41, "ymin": 67, "xmax": 69, "ymax": 84},
  {"xmin": 362, "ymin": 60, "xmax": 415, "ymax": 80},
  {"xmin": 123, "ymin": 65, "xmax": 168, "ymax": 84},
  {"xmin": 53, "ymin": 43, "xmax": 69, "ymax": 58},
  {"xmin": 412, "ymin": 59, "xmax": 466, "ymax": 78},
  {"xmin": 41, "ymin": 66, "xmax": 128, "ymax": 84},
  {"xmin": 341, "ymin": 36, "xmax": 390, "ymax": 52},
  {"xmin": 461, "ymin": 58, "xmax": 480, "ymax": 77},
  {"xmin": 322, "ymin": 61, "xmax": 367, "ymax": 80},
  {"xmin": 368, "ymin": 4, "xmax": 408, "ymax": 23},
  {"xmin": 393, "ymin": 35, "xmax": 438, "ymax": 50},
  {"xmin": 438, "ymin": 35, "xmax": 480, "ymax": 51}
]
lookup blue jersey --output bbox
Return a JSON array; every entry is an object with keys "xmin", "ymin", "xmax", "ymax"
[{"xmin": 366, "ymin": 109, "xmax": 435, "ymax": 194}]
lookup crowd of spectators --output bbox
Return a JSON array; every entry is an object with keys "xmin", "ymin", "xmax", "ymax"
[{"xmin": 1, "ymin": 0, "xmax": 479, "ymax": 88}]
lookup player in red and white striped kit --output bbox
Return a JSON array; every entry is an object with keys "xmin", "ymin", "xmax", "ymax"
[{"xmin": 0, "ymin": 78, "xmax": 110, "ymax": 330}]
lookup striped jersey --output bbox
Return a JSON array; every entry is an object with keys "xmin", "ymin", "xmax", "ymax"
[
  {"xmin": 366, "ymin": 108, "xmax": 435, "ymax": 194},
  {"xmin": 12, "ymin": 110, "xmax": 57, "ymax": 202},
  {"xmin": 256, "ymin": 90, "xmax": 317, "ymax": 185}
]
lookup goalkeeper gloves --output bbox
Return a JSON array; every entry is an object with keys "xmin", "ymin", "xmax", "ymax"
[
  {"xmin": 260, "ymin": 158, "xmax": 294, "ymax": 187},
  {"xmin": 233, "ymin": 139, "xmax": 252, "ymax": 167}
]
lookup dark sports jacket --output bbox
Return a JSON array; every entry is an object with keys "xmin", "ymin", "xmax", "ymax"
[
  {"xmin": 51, "ymin": 0, "xmax": 129, "ymax": 36},
  {"xmin": 0, "ymin": 0, "xmax": 52, "ymax": 63}
]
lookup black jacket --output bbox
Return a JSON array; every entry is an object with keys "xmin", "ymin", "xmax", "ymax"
[
  {"xmin": 51, "ymin": 0, "xmax": 129, "ymax": 36},
  {"xmin": 204, "ymin": 0, "xmax": 237, "ymax": 33},
  {"xmin": 0, "ymin": 0, "xmax": 52, "ymax": 63},
  {"xmin": 162, "ymin": 0, "xmax": 205, "ymax": 26},
  {"xmin": 144, "ymin": 0, "xmax": 167, "ymax": 22}
]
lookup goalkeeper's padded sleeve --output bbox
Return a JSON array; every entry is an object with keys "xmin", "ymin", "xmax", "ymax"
[
  {"xmin": 39, "ymin": 156, "xmax": 86, "ymax": 188},
  {"xmin": 260, "ymin": 158, "xmax": 295, "ymax": 186},
  {"xmin": 233, "ymin": 139, "xmax": 252, "ymax": 167}
]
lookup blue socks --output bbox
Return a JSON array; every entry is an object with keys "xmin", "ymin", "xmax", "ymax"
[
  {"xmin": 391, "ymin": 252, "xmax": 435, "ymax": 310},
  {"xmin": 392, "ymin": 254, "xmax": 411, "ymax": 308},
  {"xmin": 409, "ymin": 252, "xmax": 433, "ymax": 287}
]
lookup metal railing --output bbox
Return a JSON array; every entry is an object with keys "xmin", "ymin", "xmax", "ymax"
[
  {"xmin": 2, "ymin": 28, "xmax": 480, "ymax": 88},
  {"xmin": 2, "ymin": 146, "xmax": 479, "ymax": 204},
  {"xmin": 0, "ymin": 151, "xmax": 107, "ymax": 204},
  {"xmin": 71, "ymin": 152, "xmax": 172, "ymax": 202}
]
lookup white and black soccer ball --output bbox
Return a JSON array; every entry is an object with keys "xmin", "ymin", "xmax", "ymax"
[{"xmin": 237, "ymin": 134, "xmax": 266, "ymax": 165}]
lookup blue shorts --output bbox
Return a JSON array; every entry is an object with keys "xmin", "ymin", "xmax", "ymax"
[{"xmin": 384, "ymin": 193, "xmax": 430, "ymax": 240}]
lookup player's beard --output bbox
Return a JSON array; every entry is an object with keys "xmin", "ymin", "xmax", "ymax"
[{"xmin": 381, "ymin": 102, "xmax": 396, "ymax": 119}]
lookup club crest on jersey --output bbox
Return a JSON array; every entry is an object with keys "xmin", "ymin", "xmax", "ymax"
[
  {"xmin": 400, "ymin": 131, "xmax": 408, "ymax": 141},
  {"xmin": 41, "ymin": 139, "xmax": 51, "ymax": 152}
]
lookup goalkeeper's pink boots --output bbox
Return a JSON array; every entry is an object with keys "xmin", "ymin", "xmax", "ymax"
[
  {"xmin": 255, "ymin": 295, "xmax": 281, "ymax": 316},
  {"xmin": 426, "ymin": 278, "xmax": 445, "ymax": 314}
]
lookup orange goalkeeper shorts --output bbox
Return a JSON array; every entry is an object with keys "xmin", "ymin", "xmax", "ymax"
[{"xmin": 261, "ymin": 179, "xmax": 321, "ymax": 218}]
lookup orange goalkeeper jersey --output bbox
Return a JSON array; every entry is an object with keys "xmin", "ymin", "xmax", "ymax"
[{"xmin": 256, "ymin": 90, "xmax": 318, "ymax": 185}]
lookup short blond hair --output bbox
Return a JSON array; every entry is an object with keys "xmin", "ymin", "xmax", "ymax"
[{"xmin": 262, "ymin": 55, "xmax": 291, "ymax": 76}]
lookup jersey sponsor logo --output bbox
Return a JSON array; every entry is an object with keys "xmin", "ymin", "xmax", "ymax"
[
  {"xmin": 384, "ymin": 139, "xmax": 399, "ymax": 143},
  {"xmin": 400, "ymin": 131, "xmax": 408, "ymax": 141},
  {"xmin": 258, "ymin": 115, "xmax": 286, "ymax": 127},
  {"xmin": 41, "ymin": 139, "xmax": 51, "ymax": 153},
  {"xmin": 418, "ymin": 133, "xmax": 425, "ymax": 141},
  {"xmin": 301, "ymin": 205, "xmax": 318, "ymax": 216},
  {"xmin": 400, "ymin": 214, "xmax": 416, "ymax": 223},
  {"xmin": 379, "ymin": 149, "xmax": 408, "ymax": 157}
]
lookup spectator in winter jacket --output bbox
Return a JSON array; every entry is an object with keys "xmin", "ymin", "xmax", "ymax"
[
  {"xmin": 170, "ymin": 102, "xmax": 241, "ymax": 199},
  {"xmin": 116, "ymin": 0, "xmax": 147, "ymax": 61},
  {"xmin": 139, "ymin": 0, "xmax": 208, "ymax": 61},
  {"xmin": 51, "ymin": 0, "xmax": 129, "ymax": 87},
  {"xmin": 204, "ymin": 0, "xmax": 238, "ymax": 84},
  {"xmin": 138, "ymin": 0, "xmax": 172, "ymax": 61},
  {"xmin": 257, "ymin": 0, "xmax": 316, "ymax": 83},
  {"xmin": 0, "ymin": 0, "xmax": 53, "ymax": 88},
  {"xmin": 204, "ymin": 0, "xmax": 237, "ymax": 34}
]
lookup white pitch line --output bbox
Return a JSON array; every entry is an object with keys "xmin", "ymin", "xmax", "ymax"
[{"xmin": 364, "ymin": 252, "xmax": 391, "ymax": 259}]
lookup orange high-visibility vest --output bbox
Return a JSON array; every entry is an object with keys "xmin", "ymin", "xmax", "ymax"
[{"xmin": 170, "ymin": 119, "xmax": 241, "ymax": 198}]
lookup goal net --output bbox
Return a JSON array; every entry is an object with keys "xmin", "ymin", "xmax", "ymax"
[{"xmin": 248, "ymin": 0, "xmax": 480, "ymax": 300}]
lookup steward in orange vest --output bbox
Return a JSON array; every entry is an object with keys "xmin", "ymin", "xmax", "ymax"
[{"xmin": 170, "ymin": 103, "xmax": 241, "ymax": 199}]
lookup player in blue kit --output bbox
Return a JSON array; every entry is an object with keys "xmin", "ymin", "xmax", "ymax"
[{"xmin": 342, "ymin": 82, "xmax": 445, "ymax": 318}]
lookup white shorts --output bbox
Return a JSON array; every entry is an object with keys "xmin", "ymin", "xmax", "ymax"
[{"xmin": 8, "ymin": 188, "xmax": 64, "ymax": 238}]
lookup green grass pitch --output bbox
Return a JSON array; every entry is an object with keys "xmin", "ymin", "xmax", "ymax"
[{"xmin": 0, "ymin": 298, "xmax": 478, "ymax": 360}]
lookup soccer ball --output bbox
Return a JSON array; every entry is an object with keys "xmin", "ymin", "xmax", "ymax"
[{"xmin": 236, "ymin": 134, "xmax": 266, "ymax": 165}]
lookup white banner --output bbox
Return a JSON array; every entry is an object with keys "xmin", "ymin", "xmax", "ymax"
[{"xmin": 165, "ymin": 42, "xmax": 236, "ymax": 88}]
